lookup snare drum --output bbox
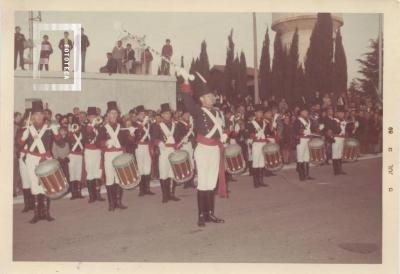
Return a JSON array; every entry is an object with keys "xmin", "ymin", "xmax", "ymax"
[
  {"xmin": 112, "ymin": 153, "xmax": 141, "ymax": 190},
  {"xmin": 169, "ymin": 150, "xmax": 194, "ymax": 184},
  {"xmin": 308, "ymin": 137, "xmax": 326, "ymax": 164},
  {"xmin": 343, "ymin": 138, "xmax": 360, "ymax": 162},
  {"xmin": 262, "ymin": 142, "xmax": 283, "ymax": 172},
  {"xmin": 35, "ymin": 159, "xmax": 69, "ymax": 200},
  {"xmin": 224, "ymin": 144, "xmax": 246, "ymax": 175}
]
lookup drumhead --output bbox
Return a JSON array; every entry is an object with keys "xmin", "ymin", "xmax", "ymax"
[
  {"xmin": 309, "ymin": 137, "xmax": 324, "ymax": 148},
  {"xmin": 112, "ymin": 153, "xmax": 134, "ymax": 168},
  {"xmin": 224, "ymin": 144, "xmax": 241, "ymax": 157},
  {"xmin": 262, "ymin": 142, "xmax": 280, "ymax": 154},
  {"xmin": 35, "ymin": 159, "xmax": 60, "ymax": 177},
  {"xmin": 344, "ymin": 138, "xmax": 360, "ymax": 147},
  {"xmin": 169, "ymin": 150, "xmax": 189, "ymax": 163}
]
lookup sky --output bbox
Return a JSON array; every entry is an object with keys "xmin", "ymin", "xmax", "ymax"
[{"xmin": 15, "ymin": 12, "xmax": 380, "ymax": 86}]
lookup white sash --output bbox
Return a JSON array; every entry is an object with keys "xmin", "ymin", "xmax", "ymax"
[
  {"xmin": 334, "ymin": 118, "xmax": 347, "ymax": 135},
  {"xmin": 251, "ymin": 120, "xmax": 266, "ymax": 139},
  {"xmin": 160, "ymin": 122, "xmax": 176, "ymax": 144},
  {"xmin": 138, "ymin": 120, "xmax": 150, "ymax": 142},
  {"xmin": 71, "ymin": 133, "xmax": 83, "ymax": 152},
  {"xmin": 201, "ymin": 107, "xmax": 223, "ymax": 141},
  {"xmin": 179, "ymin": 118, "xmax": 194, "ymax": 145},
  {"xmin": 105, "ymin": 123, "xmax": 121, "ymax": 149},
  {"xmin": 28, "ymin": 124, "xmax": 48, "ymax": 154},
  {"xmin": 298, "ymin": 117, "xmax": 311, "ymax": 135}
]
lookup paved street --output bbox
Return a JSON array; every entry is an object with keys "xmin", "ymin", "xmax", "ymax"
[{"xmin": 13, "ymin": 157, "xmax": 382, "ymax": 263}]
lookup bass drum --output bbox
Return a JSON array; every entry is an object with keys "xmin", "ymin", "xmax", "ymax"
[
  {"xmin": 343, "ymin": 138, "xmax": 360, "ymax": 162},
  {"xmin": 112, "ymin": 153, "xmax": 141, "ymax": 190},
  {"xmin": 308, "ymin": 137, "xmax": 326, "ymax": 164},
  {"xmin": 35, "ymin": 159, "xmax": 69, "ymax": 200},
  {"xmin": 263, "ymin": 142, "xmax": 283, "ymax": 172}
]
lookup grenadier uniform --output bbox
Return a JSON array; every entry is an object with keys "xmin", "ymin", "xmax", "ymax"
[
  {"xmin": 67, "ymin": 117, "xmax": 85, "ymax": 199},
  {"xmin": 246, "ymin": 104, "xmax": 271, "ymax": 188},
  {"xmin": 151, "ymin": 103, "xmax": 181, "ymax": 203},
  {"xmin": 293, "ymin": 107, "xmax": 315, "ymax": 181},
  {"xmin": 180, "ymin": 80, "xmax": 226, "ymax": 227},
  {"xmin": 329, "ymin": 106, "xmax": 347, "ymax": 175},
  {"xmin": 97, "ymin": 101, "xmax": 135, "ymax": 211},
  {"xmin": 132, "ymin": 105, "xmax": 155, "ymax": 196},
  {"xmin": 17, "ymin": 101, "xmax": 62, "ymax": 223},
  {"xmin": 82, "ymin": 107, "xmax": 105, "ymax": 203}
]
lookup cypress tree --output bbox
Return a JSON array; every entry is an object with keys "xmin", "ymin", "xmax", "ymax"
[
  {"xmin": 332, "ymin": 29, "xmax": 348, "ymax": 97},
  {"xmin": 259, "ymin": 27, "xmax": 272, "ymax": 101},
  {"xmin": 271, "ymin": 31, "xmax": 285, "ymax": 98},
  {"xmin": 286, "ymin": 28, "xmax": 299, "ymax": 107},
  {"xmin": 198, "ymin": 40, "xmax": 210, "ymax": 82},
  {"xmin": 356, "ymin": 38, "xmax": 380, "ymax": 99},
  {"xmin": 304, "ymin": 13, "xmax": 334, "ymax": 97},
  {"xmin": 238, "ymin": 51, "xmax": 248, "ymax": 97},
  {"xmin": 223, "ymin": 29, "xmax": 235, "ymax": 101}
]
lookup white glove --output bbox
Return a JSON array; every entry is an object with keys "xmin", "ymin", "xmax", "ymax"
[
  {"xmin": 354, "ymin": 121, "xmax": 359, "ymax": 128},
  {"xmin": 177, "ymin": 68, "xmax": 195, "ymax": 84},
  {"xmin": 255, "ymin": 131, "xmax": 264, "ymax": 139},
  {"xmin": 221, "ymin": 133, "xmax": 228, "ymax": 144},
  {"xmin": 21, "ymin": 128, "xmax": 29, "ymax": 141},
  {"xmin": 318, "ymin": 124, "xmax": 325, "ymax": 131},
  {"xmin": 106, "ymin": 140, "xmax": 113, "ymax": 149},
  {"xmin": 51, "ymin": 124, "xmax": 59, "ymax": 135},
  {"xmin": 128, "ymin": 126, "xmax": 136, "ymax": 136}
]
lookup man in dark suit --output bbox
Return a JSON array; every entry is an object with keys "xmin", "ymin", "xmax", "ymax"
[
  {"xmin": 58, "ymin": 31, "xmax": 74, "ymax": 71},
  {"xmin": 99, "ymin": 52, "xmax": 117, "ymax": 75},
  {"xmin": 14, "ymin": 26, "xmax": 26, "ymax": 70},
  {"xmin": 81, "ymin": 28, "xmax": 90, "ymax": 72}
]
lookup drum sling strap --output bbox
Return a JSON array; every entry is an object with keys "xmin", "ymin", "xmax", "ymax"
[
  {"xmin": 105, "ymin": 123, "xmax": 122, "ymax": 149},
  {"xmin": 160, "ymin": 122, "xmax": 176, "ymax": 146},
  {"xmin": 251, "ymin": 120, "xmax": 266, "ymax": 140},
  {"xmin": 28, "ymin": 124, "xmax": 48, "ymax": 154},
  {"xmin": 177, "ymin": 119, "xmax": 194, "ymax": 148},
  {"xmin": 298, "ymin": 117, "xmax": 311, "ymax": 136},
  {"xmin": 201, "ymin": 107, "xmax": 223, "ymax": 141},
  {"xmin": 139, "ymin": 121, "xmax": 150, "ymax": 142},
  {"xmin": 71, "ymin": 133, "xmax": 84, "ymax": 152}
]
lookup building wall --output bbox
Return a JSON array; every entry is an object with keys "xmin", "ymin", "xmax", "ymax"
[{"xmin": 14, "ymin": 71, "xmax": 177, "ymax": 114}]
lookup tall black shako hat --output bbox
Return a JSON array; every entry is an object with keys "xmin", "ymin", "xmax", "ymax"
[
  {"xmin": 160, "ymin": 103, "xmax": 171, "ymax": 114},
  {"xmin": 135, "ymin": 105, "xmax": 145, "ymax": 114},
  {"xmin": 32, "ymin": 101, "xmax": 44, "ymax": 113},
  {"xmin": 106, "ymin": 101, "xmax": 119, "ymax": 113},
  {"xmin": 87, "ymin": 107, "xmax": 97, "ymax": 116},
  {"xmin": 193, "ymin": 72, "xmax": 213, "ymax": 98}
]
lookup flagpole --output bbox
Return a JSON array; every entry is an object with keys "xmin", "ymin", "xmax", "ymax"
[{"xmin": 253, "ymin": 12, "xmax": 260, "ymax": 104}]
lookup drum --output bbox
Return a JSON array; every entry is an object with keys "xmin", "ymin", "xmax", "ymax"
[
  {"xmin": 262, "ymin": 142, "xmax": 283, "ymax": 172},
  {"xmin": 112, "ymin": 153, "xmax": 141, "ymax": 190},
  {"xmin": 35, "ymin": 159, "xmax": 69, "ymax": 200},
  {"xmin": 224, "ymin": 144, "xmax": 246, "ymax": 175},
  {"xmin": 308, "ymin": 137, "xmax": 326, "ymax": 164},
  {"xmin": 168, "ymin": 150, "xmax": 194, "ymax": 184},
  {"xmin": 343, "ymin": 138, "xmax": 360, "ymax": 162}
]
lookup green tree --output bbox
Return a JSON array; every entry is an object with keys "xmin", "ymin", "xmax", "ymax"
[
  {"xmin": 238, "ymin": 51, "xmax": 248, "ymax": 97},
  {"xmin": 304, "ymin": 13, "xmax": 334, "ymax": 96},
  {"xmin": 223, "ymin": 29, "xmax": 235, "ymax": 100},
  {"xmin": 271, "ymin": 31, "xmax": 285, "ymax": 98},
  {"xmin": 198, "ymin": 40, "xmax": 210, "ymax": 82},
  {"xmin": 285, "ymin": 28, "xmax": 299, "ymax": 106},
  {"xmin": 332, "ymin": 29, "xmax": 347, "ymax": 97},
  {"xmin": 259, "ymin": 27, "xmax": 272, "ymax": 101}
]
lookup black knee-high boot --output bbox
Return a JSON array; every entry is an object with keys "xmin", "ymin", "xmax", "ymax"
[
  {"xmin": 43, "ymin": 196, "xmax": 55, "ymax": 222},
  {"xmin": 145, "ymin": 175, "xmax": 155, "ymax": 195},
  {"xmin": 160, "ymin": 180, "xmax": 168, "ymax": 203},
  {"xmin": 106, "ymin": 185, "xmax": 115, "ymax": 211},
  {"xmin": 304, "ymin": 163, "xmax": 314, "ymax": 180},
  {"xmin": 114, "ymin": 184, "xmax": 127, "ymax": 209},
  {"xmin": 95, "ymin": 179, "xmax": 105, "ymax": 201},
  {"xmin": 169, "ymin": 180, "xmax": 180, "ymax": 201},
  {"xmin": 298, "ymin": 162, "xmax": 305, "ymax": 181},
  {"xmin": 205, "ymin": 190, "xmax": 224, "ymax": 223},
  {"xmin": 21, "ymin": 189, "xmax": 33, "ymax": 212},
  {"xmin": 252, "ymin": 167, "xmax": 259, "ymax": 188},
  {"xmin": 338, "ymin": 160, "xmax": 346, "ymax": 175},
  {"xmin": 138, "ymin": 176, "xmax": 146, "ymax": 196},
  {"xmin": 333, "ymin": 159, "xmax": 339, "ymax": 175},
  {"xmin": 76, "ymin": 181, "xmax": 84, "ymax": 199},
  {"xmin": 69, "ymin": 181, "xmax": 76, "ymax": 200},
  {"xmin": 197, "ymin": 190, "xmax": 207, "ymax": 227},
  {"xmin": 258, "ymin": 168, "xmax": 268, "ymax": 187},
  {"xmin": 29, "ymin": 195, "xmax": 40, "ymax": 224},
  {"xmin": 88, "ymin": 180, "xmax": 96, "ymax": 203},
  {"xmin": 38, "ymin": 194, "xmax": 45, "ymax": 219}
]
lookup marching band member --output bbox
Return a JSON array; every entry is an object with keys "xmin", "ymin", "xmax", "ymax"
[
  {"xmin": 67, "ymin": 117, "xmax": 85, "ymax": 199},
  {"xmin": 151, "ymin": 103, "xmax": 181, "ymax": 203},
  {"xmin": 262, "ymin": 107, "xmax": 277, "ymax": 177},
  {"xmin": 176, "ymin": 108, "xmax": 196, "ymax": 188},
  {"xmin": 179, "ymin": 71, "xmax": 226, "ymax": 227},
  {"xmin": 246, "ymin": 104, "xmax": 269, "ymax": 188},
  {"xmin": 17, "ymin": 101, "xmax": 62, "ymax": 223},
  {"xmin": 97, "ymin": 101, "xmax": 136, "ymax": 211},
  {"xmin": 132, "ymin": 105, "xmax": 155, "ymax": 196},
  {"xmin": 82, "ymin": 107, "xmax": 105, "ymax": 203},
  {"xmin": 293, "ymin": 107, "xmax": 315, "ymax": 181},
  {"xmin": 330, "ymin": 106, "xmax": 347, "ymax": 175},
  {"xmin": 15, "ymin": 109, "xmax": 34, "ymax": 212}
]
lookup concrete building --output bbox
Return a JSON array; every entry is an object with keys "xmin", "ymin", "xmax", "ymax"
[
  {"xmin": 271, "ymin": 13, "xmax": 344, "ymax": 64},
  {"xmin": 14, "ymin": 71, "xmax": 177, "ymax": 114}
]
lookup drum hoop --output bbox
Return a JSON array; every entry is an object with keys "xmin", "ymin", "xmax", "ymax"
[{"xmin": 35, "ymin": 159, "xmax": 61, "ymax": 177}]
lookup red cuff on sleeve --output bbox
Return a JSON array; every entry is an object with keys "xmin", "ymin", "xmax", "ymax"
[{"xmin": 180, "ymin": 83, "xmax": 192, "ymax": 94}]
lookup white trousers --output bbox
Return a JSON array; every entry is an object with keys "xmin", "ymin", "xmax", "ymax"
[
  {"xmin": 84, "ymin": 149, "xmax": 102, "ymax": 180},
  {"xmin": 252, "ymin": 142, "xmax": 266, "ymax": 168},
  {"xmin": 135, "ymin": 144, "xmax": 152, "ymax": 175},
  {"xmin": 25, "ymin": 154, "xmax": 45, "ymax": 195},
  {"xmin": 19, "ymin": 157, "xmax": 31, "ymax": 189},
  {"xmin": 332, "ymin": 137, "xmax": 345, "ymax": 159},
  {"xmin": 104, "ymin": 151, "xmax": 123, "ymax": 186},
  {"xmin": 68, "ymin": 154, "xmax": 83, "ymax": 182},
  {"xmin": 181, "ymin": 142, "xmax": 194, "ymax": 167},
  {"xmin": 159, "ymin": 146, "xmax": 175, "ymax": 180},
  {"xmin": 296, "ymin": 138, "xmax": 310, "ymax": 163},
  {"xmin": 194, "ymin": 143, "xmax": 220, "ymax": 191}
]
